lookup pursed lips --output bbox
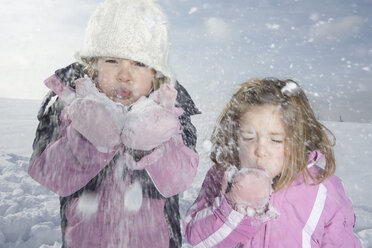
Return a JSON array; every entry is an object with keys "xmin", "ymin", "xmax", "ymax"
[
  {"xmin": 253, "ymin": 160, "xmax": 266, "ymax": 172},
  {"xmin": 115, "ymin": 87, "xmax": 132, "ymax": 99},
  {"xmin": 242, "ymin": 161, "xmax": 266, "ymax": 172}
]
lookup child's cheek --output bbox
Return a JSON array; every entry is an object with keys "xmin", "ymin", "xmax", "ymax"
[
  {"xmin": 272, "ymin": 149, "xmax": 285, "ymax": 177},
  {"xmin": 97, "ymin": 72, "xmax": 109, "ymax": 85},
  {"xmin": 239, "ymin": 145, "xmax": 255, "ymax": 168},
  {"xmin": 131, "ymin": 84, "xmax": 141, "ymax": 99}
]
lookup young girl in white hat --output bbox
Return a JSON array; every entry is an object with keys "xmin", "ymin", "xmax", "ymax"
[{"xmin": 29, "ymin": 0, "xmax": 200, "ymax": 247}]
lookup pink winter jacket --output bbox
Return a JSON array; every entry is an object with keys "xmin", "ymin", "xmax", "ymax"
[
  {"xmin": 183, "ymin": 155, "xmax": 362, "ymax": 247},
  {"xmin": 29, "ymin": 73, "xmax": 199, "ymax": 248}
]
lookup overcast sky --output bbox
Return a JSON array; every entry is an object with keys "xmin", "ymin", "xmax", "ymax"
[{"xmin": 1, "ymin": 0, "xmax": 371, "ymax": 123}]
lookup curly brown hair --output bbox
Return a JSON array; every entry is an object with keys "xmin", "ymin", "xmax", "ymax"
[{"xmin": 210, "ymin": 78, "xmax": 336, "ymax": 191}]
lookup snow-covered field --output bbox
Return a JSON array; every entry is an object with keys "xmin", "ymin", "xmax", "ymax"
[{"xmin": 0, "ymin": 97, "xmax": 371, "ymax": 248}]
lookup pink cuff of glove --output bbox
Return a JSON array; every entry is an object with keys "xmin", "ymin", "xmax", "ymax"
[
  {"xmin": 121, "ymin": 145, "xmax": 165, "ymax": 171},
  {"xmin": 44, "ymin": 75, "xmax": 76, "ymax": 104},
  {"xmin": 122, "ymin": 132, "xmax": 185, "ymax": 171},
  {"xmin": 66, "ymin": 124, "xmax": 118, "ymax": 168},
  {"xmin": 145, "ymin": 135, "xmax": 196, "ymax": 197},
  {"xmin": 224, "ymin": 192, "xmax": 279, "ymax": 222},
  {"xmin": 217, "ymin": 195, "xmax": 246, "ymax": 224}
]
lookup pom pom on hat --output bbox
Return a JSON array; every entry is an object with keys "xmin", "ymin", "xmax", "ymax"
[{"xmin": 76, "ymin": 0, "xmax": 174, "ymax": 85}]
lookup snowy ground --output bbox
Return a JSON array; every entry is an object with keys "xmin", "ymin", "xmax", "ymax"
[{"xmin": 0, "ymin": 97, "xmax": 371, "ymax": 248}]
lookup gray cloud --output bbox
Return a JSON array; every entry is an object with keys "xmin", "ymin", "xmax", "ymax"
[
  {"xmin": 309, "ymin": 16, "xmax": 365, "ymax": 42},
  {"xmin": 204, "ymin": 17, "xmax": 231, "ymax": 42}
]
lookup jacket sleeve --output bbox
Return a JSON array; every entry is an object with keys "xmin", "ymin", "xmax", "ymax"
[
  {"xmin": 320, "ymin": 177, "xmax": 362, "ymax": 247},
  {"xmin": 133, "ymin": 98, "xmax": 199, "ymax": 198},
  {"xmin": 28, "ymin": 106, "xmax": 117, "ymax": 197},
  {"xmin": 183, "ymin": 166, "xmax": 263, "ymax": 248},
  {"xmin": 143, "ymin": 133, "xmax": 199, "ymax": 197}
]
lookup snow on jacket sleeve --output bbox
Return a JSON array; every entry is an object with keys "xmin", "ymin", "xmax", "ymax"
[
  {"xmin": 28, "ymin": 107, "xmax": 117, "ymax": 197},
  {"xmin": 320, "ymin": 176, "xmax": 362, "ymax": 247},
  {"xmin": 28, "ymin": 74, "xmax": 118, "ymax": 197},
  {"xmin": 142, "ymin": 133, "xmax": 199, "ymax": 198},
  {"xmin": 130, "ymin": 82, "xmax": 200, "ymax": 198},
  {"xmin": 183, "ymin": 165, "xmax": 265, "ymax": 248}
]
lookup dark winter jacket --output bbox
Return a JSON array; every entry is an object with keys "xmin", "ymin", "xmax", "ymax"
[{"xmin": 29, "ymin": 63, "xmax": 200, "ymax": 248}]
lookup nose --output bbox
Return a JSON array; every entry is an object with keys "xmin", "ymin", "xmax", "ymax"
[
  {"xmin": 254, "ymin": 139, "xmax": 267, "ymax": 158},
  {"xmin": 117, "ymin": 61, "xmax": 132, "ymax": 82}
]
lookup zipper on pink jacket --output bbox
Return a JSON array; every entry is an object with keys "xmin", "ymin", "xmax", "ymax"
[{"xmin": 264, "ymin": 194, "xmax": 275, "ymax": 248}]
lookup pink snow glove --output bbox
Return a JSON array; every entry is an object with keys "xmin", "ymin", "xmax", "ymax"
[
  {"xmin": 66, "ymin": 78, "xmax": 127, "ymax": 149},
  {"xmin": 121, "ymin": 84, "xmax": 182, "ymax": 151},
  {"xmin": 149, "ymin": 84, "xmax": 181, "ymax": 110},
  {"xmin": 223, "ymin": 167, "xmax": 273, "ymax": 215},
  {"xmin": 119, "ymin": 145, "xmax": 165, "ymax": 170}
]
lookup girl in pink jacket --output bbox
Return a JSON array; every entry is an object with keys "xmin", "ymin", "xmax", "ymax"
[
  {"xmin": 183, "ymin": 78, "xmax": 361, "ymax": 247},
  {"xmin": 28, "ymin": 0, "xmax": 199, "ymax": 247}
]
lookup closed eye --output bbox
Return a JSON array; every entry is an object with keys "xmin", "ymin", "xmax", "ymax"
[
  {"xmin": 272, "ymin": 139, "xmax": 283, "ymax": 143},
  {"xmin": 105, "ymin": 59, "xmax": 118, "ymax": 64},
  {"xmin": 134, "ymin": 61, "xmax": 146, "ymax": 67},
  {"xmin": 241, "ymin": 136, "xmax": 254, "ymax": 142}
]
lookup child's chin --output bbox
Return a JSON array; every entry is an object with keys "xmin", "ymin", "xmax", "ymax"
[{"xmin": 113, "ymin": 97, "xmax": 132, "ymax": 106}]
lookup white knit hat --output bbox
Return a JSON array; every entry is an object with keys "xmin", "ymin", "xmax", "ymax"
[{"xmin": 76, "ymin": 0, "xmax": 174, "ymax": 85}]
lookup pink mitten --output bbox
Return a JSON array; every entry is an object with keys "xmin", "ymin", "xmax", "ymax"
[
  {"xmin": 224, "ymin": 168, "xmax": 272, "ymax": 214},
  {"xmin": 119, "ymin": 145, "xmax": 165, "ymax": 170},
  {"xmin": 150, "ymin": 84, "xmax": 176, "ymax": 109},
  {"xmin": 75, "ymin": 77, "xmax": 100, "ymax": 98},
  {"xmin": 66, "ymin": 79, "xmax": 127, "ymax": 149},
  {"xmin": 121, "ymin": 85, "xmax": 181, "ymax": 151}
]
